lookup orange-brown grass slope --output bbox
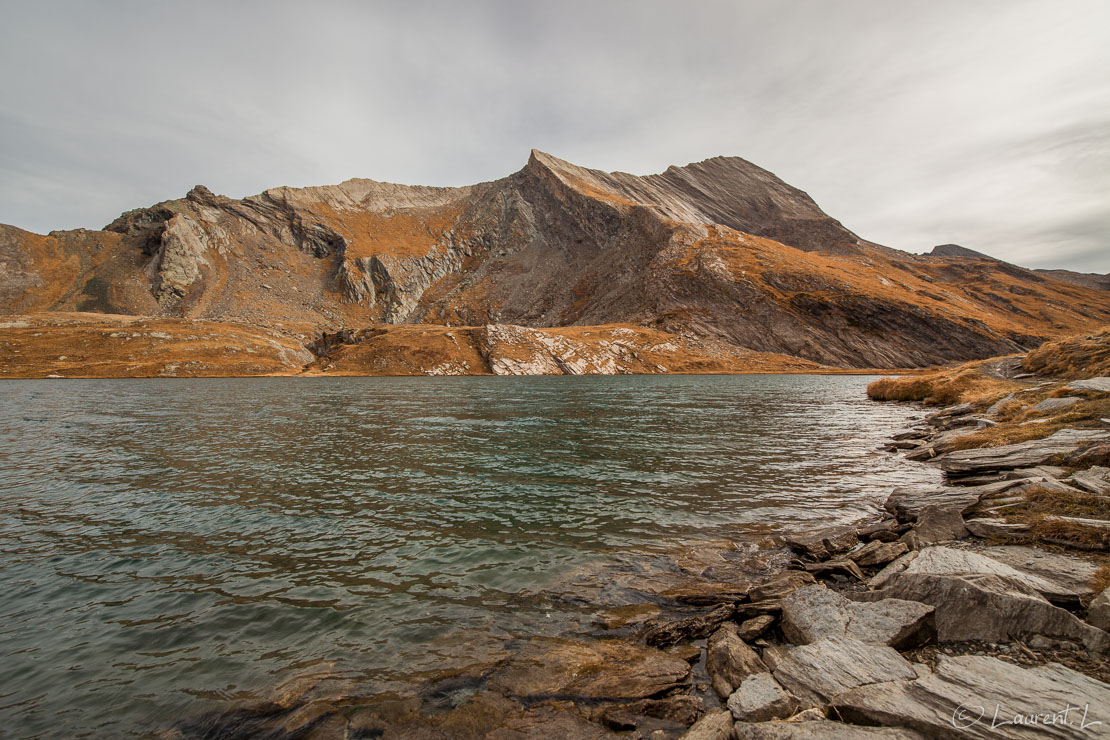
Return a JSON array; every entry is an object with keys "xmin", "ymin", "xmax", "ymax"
[
  {"xmin": 0, "ymin": 313, "xmax": 312, "ymax": 378},
  {"xmin": 1023, "ymin": 326, "xmax": 1110, "ymax": 378}
]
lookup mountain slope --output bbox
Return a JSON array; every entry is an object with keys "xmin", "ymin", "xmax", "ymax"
[{"xmin": 2, "ymin": 150, "xmax": 1109, "ymax": 371}]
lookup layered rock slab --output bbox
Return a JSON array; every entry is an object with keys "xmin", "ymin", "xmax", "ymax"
[
  {"xmin": 832, "ymin": 655, "xmax": 1110, "ymax": 739},
  {"xmin": 779, "ymin": 585, "xmax": 935, "ymax": 649}
]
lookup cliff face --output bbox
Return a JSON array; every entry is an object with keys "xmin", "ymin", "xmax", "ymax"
[{"xmin": 3, "ymin": 150, "xmax": 1110, "ymax": 372}]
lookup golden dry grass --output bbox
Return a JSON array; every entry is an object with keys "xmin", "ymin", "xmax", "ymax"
[
  {"xmin": 1024, "ymin": 326, "xmax": 1110, "ymax": 378},
  {"xmin": 943, "ymin": 397, "xmax": 1110, "ymax": 451},
  {"xmin": 1093, "ymin": 565, "xmax": 1110, "ymax": 594},
  {"xmin": 866, "ymin": 362, "xmax": 1021, "ymax": 406},
  {"xmin": 1003, "ymin": 486, "xmax": 1110, "ymax": 551}
]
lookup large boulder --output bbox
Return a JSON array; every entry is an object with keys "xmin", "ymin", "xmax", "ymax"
[
  {"xmin": 771, "ymin": 637, "xmax": 918, "ymax": 707},
  {"xmin": 706, "ymin": 623, "xmax": 768, "ymax": 699},
  {"xmin": 486, "ymin": 637, "xmax": 691, "ymax": 700},
  {"xmin": 779, "ymin": 585, "xmax": 934, "ymax": 649},
  {"xmin": 1068, "ymin": 377, "xmax": 1110, "ymax": 393},
  {"xmin": 869, "ymin": 546, "xmax": 1092, "ymax": 604},
  {"xmin": 832, "ymin": 654, "xmax": 1110, "ymax": 739},
  {"xmin": 861, "ymin": 572, "xmax": 1110, "ymax": 653}
]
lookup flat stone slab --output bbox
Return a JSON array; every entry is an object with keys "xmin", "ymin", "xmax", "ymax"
[
  {"xmin": 1068, "ymin": 377, "xmax": 1110, "ymax": 393},
  {"xmin": 937, "ymin": 429, "xmax": 1110, "ymax": 477},
  {"xmin": 727, "ymin": 672, "xmax": 798, "ymax": 722},
  {"xmin": 733, "ymin": 721, "xmax": 929, "ymax": 739},
  {"xmin": 885, "ymin": 479, "xmax": 1027, "ymax": 521},
  {"xmin": 1089, "ymin": 588, "xmax": 1110, "ymax": 632},
  {"xmin": 964, "ymin": 518, "xmax": 1031, "ymax": 541},
  {"xmin": 832, "ymin": 654, "xmax": 1110, "ymax": 739},
  {"xmin": 486, "ymin": 637, "xmax": 690, "ymax": 700},
  {"xmin": 1070, "ymin": 466, "xmax": 1110, "ymax": 496},
  {"xmin": 869, "ymin": 546, "xmax": 1088, "ymax": 603},
  {"xmin": 974, "ymin": 545, "xmax": 1098, "ymax": 602},
  {"xmin": 1031, "ymin": 396, "xmax": 1081, "ymax": 412},
  {"xmin": 772, "ymin": 637, "xmax": 918, "ymax": 707},
  {"xmin": 780, "ymin": 585, "xmax": 934, "ymax": 649},
  {"xmin": 861, "ymin": 572, "xmax": 1110, "ymax": 653}
]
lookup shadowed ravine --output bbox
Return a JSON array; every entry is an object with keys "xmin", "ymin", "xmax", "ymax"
[{"xmin": 0, "ymin": 375, "xmax": 938, "ymax": 737}]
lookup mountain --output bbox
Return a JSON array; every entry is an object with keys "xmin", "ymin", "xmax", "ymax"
[{"xmin": 2, "ymin": 150, "xmax": 1109, "ymax": 376}]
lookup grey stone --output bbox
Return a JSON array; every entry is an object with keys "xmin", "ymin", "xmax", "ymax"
[
  {"xmin": 780, "ymin": 585, "xmax": 934, "ymax": 649},
  {"xmin": 912, "ymin": 505, "xmax": 968, "ymax": 545},
  {"xmin": 733, "ymin": 721, "xmax": 929, "ymax": 739},
  {"xmin": 861, "ymin": 572, "xmax": 1110, "ymax": 653},
  {"xmin": 1031, "ymin": 396, "xmax": 1081, "ymax": 412},
  {"xmin": 1068, "ymin": 377, "xmax": 1110, "ymax": 393},
  {"xmin": 869, "ymin": 545, "xmax": 1087, "ymax": 602},
  {"xmin": 727, "ymin": 673, "xmax": 798, "ymax": 722},
  {"xmin": 771, "ymin": 637, "xmax": 918, "ymax": 707},
  {"xmin": 803, "ymin": 559, "xmax": 865, "ymax": 581},
  {"xmin": 1087, "ymin": 588, "xmax": 1110, "ymax": 632},
  {"xmin": 679, "ymin": 709, "xmax": 732, "ymax": 740},
  {"xmin": 884, "ymin": 478, "xmax": 1027, "ymax": 521},
  {"xmin": 975, "ymin": 545, "xmax": 1098, "ymax": 603},
  {"xmin": 1070, "ymin": 466, "xmax": 1110, "ymax": 496},
  {"xmin": 707, "ymin": 623, "xmax": 768, "ymax": 700},
  {"xmin": 964, "ymin": 518, "xmax": 1030, "ymax": 541},
  {"xmin": 937, "ymin": 429, "xmax": 1110, "ymax": 477},
  {"xmin": 832, "ymin": 654, "xmax": 1110, "ymax": 739}
]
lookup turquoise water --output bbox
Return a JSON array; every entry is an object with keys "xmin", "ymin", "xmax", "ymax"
[{"xmin": 0, "ymin": 375, "xmax": 937, "ymax": 737}]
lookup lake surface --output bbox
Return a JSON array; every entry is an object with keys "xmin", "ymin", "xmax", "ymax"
[{"xmin": 0, "ymin": 375, "xmax": 938, "ymax": 737}]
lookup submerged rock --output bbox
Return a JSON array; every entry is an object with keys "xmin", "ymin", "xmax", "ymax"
[{"xmin": 486, "ymin": 637, "xmax": 691, "ymax": 700}]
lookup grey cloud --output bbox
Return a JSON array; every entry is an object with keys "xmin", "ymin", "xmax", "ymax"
[{"xmin": 0, "ymin": 0, "xmax": 1107, "ymax": 272}]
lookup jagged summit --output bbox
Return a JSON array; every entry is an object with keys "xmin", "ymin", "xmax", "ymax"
[{"xmin": 3, "ymin": 150, "xmax": 1110, "ymax": 371}]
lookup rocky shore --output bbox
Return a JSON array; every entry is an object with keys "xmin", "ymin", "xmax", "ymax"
[{"xmin": 162, "ymin": 333, "xmax": 1110, "ymax": 739}]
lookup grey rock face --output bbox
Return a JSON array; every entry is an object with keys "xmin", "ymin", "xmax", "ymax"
[
  {"xmin": 863, "ymin": 572, "xmax": 1110, "ymax": 652},
  {"xmin": 706, "ymin": 623, "xmax": 768, "ymax": 700},
  {"xmin": 869, "ymin": 546, "xmax": 1091, "ymax": 603},
  {"xmin": 1031, "ymin": 396, "xmax": 1081, "ymax": 412},
  {"xmin": 771, "ymin": 637, "xmax": 918, "ymax": 707},
  {"xmin": 832, "ymin": 655, "xmax": 1110, "ymax": 739},
  {"xmin": 780, "ymin": 585, "xmax": 935, "ymax": 649},
  {"xmin": 727, "ymin": 673, "xmax": 798, "ymax": 722},
  {"xmin": 884, "ymin": 478, "xmax": 1027, "ymax": 521}
]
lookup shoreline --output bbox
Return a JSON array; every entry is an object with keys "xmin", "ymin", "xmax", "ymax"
[{"xmin": 161, "ymin": 344, "xmax": 1110, "ymax": 738}]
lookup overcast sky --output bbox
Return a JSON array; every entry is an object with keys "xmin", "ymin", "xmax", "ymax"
[{"xmin": 1, "ymin": 0, "xmax": 1107, "ymax": 271}]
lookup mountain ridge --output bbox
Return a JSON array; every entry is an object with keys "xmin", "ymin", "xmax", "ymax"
[{"xmin": 2, "ymin": 150, "xmax": 1109, "ymax": 375}]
